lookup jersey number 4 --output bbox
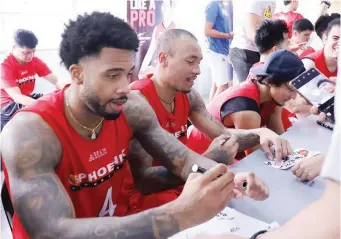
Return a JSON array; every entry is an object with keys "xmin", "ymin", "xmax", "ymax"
[{"xmin": 99, "ymin": 187, "xmax": 117, "ymax": 217}]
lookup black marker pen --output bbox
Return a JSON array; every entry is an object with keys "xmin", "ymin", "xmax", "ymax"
[
  {"xmin": 191, "ymin": 164, "xmax": 248, "ymax": 189},
  {"xmin": 192, "ymin": 164, "xmax": 207, "ymax": 174}
]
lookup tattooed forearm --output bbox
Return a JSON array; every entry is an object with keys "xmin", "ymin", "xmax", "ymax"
[
  {"xmin": 225, "ymin": 128, "xmax": 261, "ymax": 151},
  {"xmin": 2, "ymin": 112, "xmax": 184, "ymax": 239},
  {"xmin": 188, "ymin": 89, "xmax": 227, "ymax": 140},
  {"xmin": 128, "ymin": 138, "xmax": 184, "ymax": 194},
  {"xmin": 140, "ymin": 167, "xmax": 184, "ymax": 194},
  {"xmin": 60, "ymin": 205, "xmax": 181, "ymax": 239},
  {"xmin": 14, "ymin": 170, "xmax": 181, "ymax": 239},
  {"xmin": 125, "ymin": 91, "xmax": 218, "ymax": 180},
  {"xmin": 187, "ymin": 90, "xmax": 262, "ymax": 151}
]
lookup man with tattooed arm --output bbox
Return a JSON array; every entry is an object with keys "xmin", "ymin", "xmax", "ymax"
[
  {"xmin": 2, "ymin": 12, "xmax": 280, "ymax": 239},
  {"xmin": 124, "ymin": 29, "xmax": 293, "ymax": 215}
]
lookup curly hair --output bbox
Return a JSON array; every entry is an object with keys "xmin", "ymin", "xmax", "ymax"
[{"xmin": 59, "ymin": 12, "xmax": 139, "ymax": 69}]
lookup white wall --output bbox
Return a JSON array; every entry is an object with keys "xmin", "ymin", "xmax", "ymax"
[{"xmin": 0, "ymin": 0, "xmax": 129, "ymax": 93}]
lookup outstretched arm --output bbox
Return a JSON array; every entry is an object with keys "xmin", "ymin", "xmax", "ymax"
[
  {"xmin": 1, "ymin": 112, "xmax": 188, "ymax": 239},
  {"xmin": 188, "ymin": 89, "xmax": 261, "ymax": 150},
  {"xmin": 187, "ymin": 89, "xmax": 292, "ymax": 163}
]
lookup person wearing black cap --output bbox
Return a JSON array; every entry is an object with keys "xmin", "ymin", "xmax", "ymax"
[{"xmin": 187, "ymin": 49, "xmax": 304, "ymax": 158}]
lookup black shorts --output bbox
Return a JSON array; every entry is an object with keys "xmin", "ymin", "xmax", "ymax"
[{"xmin": 0, "ymin": 93, "xmax": 43, "ymax": 132}]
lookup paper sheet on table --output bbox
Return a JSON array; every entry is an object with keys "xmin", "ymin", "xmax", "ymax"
[{"xmin": 169, "ymin": 207, "xmax": 279, "ymax": 239}]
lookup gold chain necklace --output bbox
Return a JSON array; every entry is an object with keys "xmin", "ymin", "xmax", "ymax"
[
  {"xmin": 65, "ymin": 97, "xmax": 104, "ymax": 140},
  {"xmin": 159, "ymin": 96, "xmax": 175, "ymax": 114}
]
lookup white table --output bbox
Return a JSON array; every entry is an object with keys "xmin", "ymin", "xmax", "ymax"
[{"xmin": 229, "ymin": 116, "xmax": 333, "ymax": 224}]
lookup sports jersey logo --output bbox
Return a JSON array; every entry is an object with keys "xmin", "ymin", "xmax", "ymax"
[
  {"xmin": 20, "ymin": 70, "xmax": 28, "ymax": 76},
  {"xmin": 69, "ymin": 149, "xmax": 127, "ymax": 191},
  {"xmin": 166, "ymin": 121, "xmax": 176, "ymax": 128},
  {"xmin": 16, "ymin": 75, "xmax": 35, "ymax": 86},
  {"xmin": 89, "ymin": 148, "xmax": 107, "ymax": 162},
  {"xmin": 173, "ymin": 125, "xmax": 188, "ymax": 139}
]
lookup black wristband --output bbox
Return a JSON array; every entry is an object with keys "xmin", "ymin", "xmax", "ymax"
[{"xmin": 250, "ymin": 230, "xmax": 267, "ymax": 239}]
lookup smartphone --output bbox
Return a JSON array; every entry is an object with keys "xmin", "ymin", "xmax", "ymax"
[
  {"xmin": 317, "ymin": 120, "xmax": 334, "ymax": 131},
  {"xmin": 289, "ymin": 68, "xmax": 335, "ymax": 123}
]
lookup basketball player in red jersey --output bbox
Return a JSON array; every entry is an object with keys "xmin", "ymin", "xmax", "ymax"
[
  {"xmin": 289, "ymin": 19, "xmax": 339, "ymax": 119},
  {"xmin": 188, "ymin": 50, "xmax": 303, "ymax": 161},
  {"xmin": 290, "ymin": 18, "xmax": 314, "ymax": 57},
  {"xmin": 302, "ymin": 19, "xmax": 339, "ymax": 78},
  {"xmin": 243, "ymin": 19, "xmax": 295, "ymax": 131},
  {"xmin": 1, "ymin": 12, "xmax": 271, "ymax": 239},
  {"xmin": 300, "ymin": 13, "xmax": 340, "ymax": 57},
  {"xmin": 124, "ymin": 29, "xmax": 278, "ymax": 214},
  {"xmin": 139, "ymin": 0, "xmax": 176, "ymax": 77}
]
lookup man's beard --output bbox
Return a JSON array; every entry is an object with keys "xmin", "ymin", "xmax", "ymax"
[{"xmin": 84, "ymin": 95, "xmax": 127, "ymax": 121}]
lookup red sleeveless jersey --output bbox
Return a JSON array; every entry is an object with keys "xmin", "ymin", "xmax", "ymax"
[
  {"xmin": 130, "ymin": 77, "xmax": 190, "ymax": 162},
  {"xmin": 5, "ymin": 86, "xmax": 132, "ymax": 239},
  {"xmin": 246, "ymin": 61, "xmax": 293, "ymax": 131},
  {"xmin": 122, "ymin": 77, "xmax": 190, "ymax": 215},
  {"xmin": 303, "ymin": 49, "xmax": 338, "ymax": 78},
  {"xmin": 187, "ymin": 82, "xmax": 277, "ymax": 155}
]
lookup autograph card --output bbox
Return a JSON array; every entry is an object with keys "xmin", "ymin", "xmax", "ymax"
[{"xmin": 264, "ymin": 147, "xmax": 321, "ymax": 170}]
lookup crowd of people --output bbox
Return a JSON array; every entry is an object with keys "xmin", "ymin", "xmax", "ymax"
[{"xmin": 0, "ymin": 0, "xmax": 340, "ymax": 239}]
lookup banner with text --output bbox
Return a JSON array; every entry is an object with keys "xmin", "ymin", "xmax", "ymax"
[{"xmin": 128, "ymin": 0, "xmax": 176, "ymax": 81}]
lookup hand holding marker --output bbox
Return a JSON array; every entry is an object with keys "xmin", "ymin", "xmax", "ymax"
[{"xmin": 191, "ymin": 164, "xmax": 248, "ymax": 190}]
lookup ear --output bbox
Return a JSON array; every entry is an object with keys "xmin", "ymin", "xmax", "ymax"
[
  {"xmin": 69, "ymin": 64, "xmax": 83, "ymax": 85},
  {"xmin": 158, "ymin": 52, "xmax": 168, "ymax": 67},
  {"xmin": 270, "ymin": 45, "xmax": 277, "ymax": 53}
]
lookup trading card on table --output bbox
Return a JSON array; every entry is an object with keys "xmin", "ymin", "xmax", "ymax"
[{"xmin": 265, "ymin": 147, "xmax": 321, "ymax": 170}]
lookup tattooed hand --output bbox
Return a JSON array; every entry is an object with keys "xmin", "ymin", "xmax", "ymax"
[{"xmin": 203, "ymin": 134, "xmax": 239, "ymax": 165}]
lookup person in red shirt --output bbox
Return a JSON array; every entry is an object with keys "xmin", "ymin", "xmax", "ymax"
[
  {"xmin": 124, "ymin": 28, "xmax": 294, "ymax": 215},
  {"xmin": 273, "ymin": 0, "xmax": 303, "ymax": 39},
  {"xmin": 302, "ymin": 18, "xmax": 339, "ymax": 77},
  {"xmin": 187, "ymin": 50, "xmax": 304, "ymax": 159},
  {"xmin": 0, "ymin": 29, "xmax": 60, "ymax": 131},
  {"xmin": 299, "ymin": 13, "xmax": 340, "ymax": 57},
  {"xmin": 1, "ymin": 12, "xmax": 270, "ymax": 239},
  {"xmin": 244, "ymin": 19, "xmax": 294, "ymax": 131},
  {"xmin": 245, "ymin": 20, "xmax": 290, "ymax": 82},
  {"xmin": 290, "ymin": 18, "xmax": 314, "ymax": 57},
  {"xmin": 287, "ymin": 19, "xmax": 339, "ymax": 119}
]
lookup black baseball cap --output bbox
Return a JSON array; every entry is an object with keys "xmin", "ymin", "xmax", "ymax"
[{"xmin": 251, "ymin": 50, "xmax": 306, "ymax": 83}]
